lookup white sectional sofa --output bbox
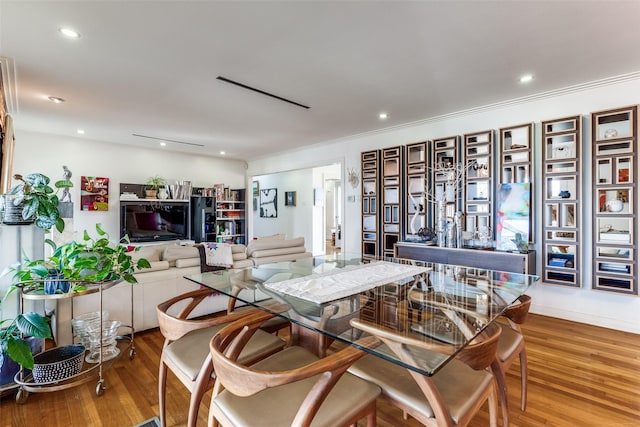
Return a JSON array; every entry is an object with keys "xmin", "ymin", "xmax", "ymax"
[{"xmin": 69, "ymin": 236, "xmax": 311, "ymax": 337}]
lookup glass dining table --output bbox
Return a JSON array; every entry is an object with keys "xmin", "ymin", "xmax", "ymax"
[{"xmin": 185, "ymin": 254, "xmax": 539, "ymax": 377}]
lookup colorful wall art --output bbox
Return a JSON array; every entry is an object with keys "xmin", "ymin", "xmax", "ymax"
[{"xmin": 81, "ymin": 176, "xmax": 109, "ymax": 211}]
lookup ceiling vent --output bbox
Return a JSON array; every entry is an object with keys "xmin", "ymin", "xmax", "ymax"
[
  {"xmin": 132, "ymin": 134, "xmax": 205, "ymax": 147},
  {"xmin": 216, "ymin": 76, "xmax": 310, "ymax": 109}
]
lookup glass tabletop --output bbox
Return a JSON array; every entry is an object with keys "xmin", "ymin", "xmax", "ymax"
[{"xmin": 185, "ymin": 254, "xmax": 538, "ymax": 376}]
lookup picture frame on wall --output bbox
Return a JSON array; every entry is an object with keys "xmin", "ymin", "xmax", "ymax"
[
  {"xmin": 260, "ymin": 188, "xmax": 277, "ymax": 218},
  {"xmin": 285, "ymin": 191, "xmax": 296, "ymax": 206},
  {"xmin": 252, "ymin": 180, "xmax": 259, "ymax": 197}
]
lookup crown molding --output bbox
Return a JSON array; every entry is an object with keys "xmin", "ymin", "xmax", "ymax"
[{"xmin": 329, "ymin": 70, "xmax": 640, "ymax": 145}]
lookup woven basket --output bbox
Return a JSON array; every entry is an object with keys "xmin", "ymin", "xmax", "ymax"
[{"xmin": 32, "ymin": 345, "xmax": 85, "ymax": 383}]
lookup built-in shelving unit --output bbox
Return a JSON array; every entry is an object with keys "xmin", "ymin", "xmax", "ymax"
[
  {"xmin": 404, "ymin": 141, "xmax": 428, "ymax": 241},
  {"xmin": 215, "ymin": 188, "xmax": 246, "ymax": 244},
  {"xmin": 361, "ymin": 150, "xmax": 381, "ymax": 260},
  {"xmin": 381, "ymin": 146, "xmax": 404, "ymax": 258},
  {"xmin": 431, "ymin": 136, "xmax": 462, "ymax": 222},
  {"xmin": 541, "ymin": 115, "xmax": 582, "ymax": 287},
  {"xmin": 463, "ymin": 130, "xmax": 494, "ymax": 235},
  {"xmin": 591, "ymin": 105, "xmax": 638, "ymax": 295},
  {"xmin": 499, "ymin": 123, "xmax": 534, "ymax": 241}
]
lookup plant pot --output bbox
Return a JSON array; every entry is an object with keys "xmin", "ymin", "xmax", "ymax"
[
  {"xmin": 32, "ymin": 345, "xmax": 85, "ymax": 383},
  {"xmin": 44, "ymin": 270, "xmax": 70, "ymax": 295},
  {"xmin": 1, "ymin": 194, "xmax": 34, "ymax": 225},
  {"xmin": 145, "ymin": 189, "xmax": 157, "ymax": 199}
]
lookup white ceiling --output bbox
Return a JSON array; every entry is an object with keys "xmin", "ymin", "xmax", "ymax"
[{"xmin": 2, "ymin": 1, "xmax": 640, "ymax": 161}]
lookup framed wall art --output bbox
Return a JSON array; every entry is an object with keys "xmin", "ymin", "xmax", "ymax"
[
  {"xmin": 285, "ymin": 191, "xmax": 296, "ymax": 206},
  {"xmin": 81, "ymin": 176, "xmax": 110, "ymax": 211},
  {"xmin": 260, "ymin": 188, "xmax": 277, "ymax": 218}
]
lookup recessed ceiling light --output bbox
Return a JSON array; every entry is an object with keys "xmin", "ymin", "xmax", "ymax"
[
  {"xmin": 76, "ymin": 129, "xmax": 85, "ymax": 135},
  {"xmin": 220, "ymin": 151, "xmax": 226, "ymax": 155},
  {"xmin": 160, "ymin": 142, "xmax": 167, "ymax": 147},
  {"xmin": 379, "ymin": 112, "xmax": 388, "ymax": 120},
  {"xmin": 48, "ymin": 96, "xmax": 65, "ymax": 103},
  {"xmin": 59, "ymin": 27, "xmax": 80, "ymax": 39},
  {"xmin": 519, "ymin": 74, "xmax": 534, "ymax": 83}
]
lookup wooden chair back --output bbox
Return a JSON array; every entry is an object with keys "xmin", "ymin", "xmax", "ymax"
[
  {"xmin": 209, "ymin": 310, "xmax": 375, "ymax": 425},
  {"xmin": 502, "ymin": 294, "xmax": 532, "ymax": 328}
]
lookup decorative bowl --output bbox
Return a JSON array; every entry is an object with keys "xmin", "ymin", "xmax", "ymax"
[
  {"xmin": 32, "ymin": 345, "xmax": 85, "ymax": 383},
  {"xmin": 605, "ymin": 199, "xmax": 624, "ymax": 212}
]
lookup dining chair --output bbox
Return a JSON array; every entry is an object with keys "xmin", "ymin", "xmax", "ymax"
[
  {"xmin": 348, "ymin": 318, "xmax": 502, "ymax": 427},
  {"xmin": 494, "ymin": 294, "xmax": 532, "ymax": 422},
  {"xmin": 207, "ymin": 309, "xmax": 381, "ymax": 427},
  {"xmin": 228, "ymin": 273, "xmax": 291, "ymax": 337},
  {"xmin": 156, "ymin": 288, "xmax": 286, "ymax": 427}
]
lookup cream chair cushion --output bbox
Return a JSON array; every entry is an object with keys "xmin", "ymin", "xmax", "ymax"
[
  {"xmin": 349, "ymin": 353, "xmax": 493, "ymax": 424},
  {"xmin": 164, "ymin": 325, "xmax": 285, "ymax": 382}
]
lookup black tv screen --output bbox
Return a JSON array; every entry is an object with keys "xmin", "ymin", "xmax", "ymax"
[{"xmin": 120, "ymin": 201, "xmax": 190, "ymax": 242}]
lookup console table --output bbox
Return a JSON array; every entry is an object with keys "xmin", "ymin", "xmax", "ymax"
[{"xmin": 394, "ymin": 242, "xmax": 536, "ymax": 274}]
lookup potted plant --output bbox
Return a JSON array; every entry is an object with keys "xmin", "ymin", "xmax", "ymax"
[
  {"xmin": 1, "ymin": 172, "xmax": 73, "ymax": 232},
  {"xmin": 5, "ymin": 224, "xmax": 151, "ymax": 295},
  {"xmin": 0, "ymin": 310, "xmax": 52, "ymax": 371},
  {"xmin": 145, "ymin": 175, "xmax": 166, "ymax": 199}
]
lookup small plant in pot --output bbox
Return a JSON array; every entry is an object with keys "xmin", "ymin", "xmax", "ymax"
[
  {"xmin": 1, "ymin": 172, "xmax": 73, "ymax": 232},
  {"xmin": 0, "ymin": 310, "xmax": 52, "ymax": 371},
  {"xmin": 5, "ymin": 223, "xmax": 152, "ymax": 295},
  {"xmin": 145, "ymin": 175, "xmax": 166, "ymax": 199}
]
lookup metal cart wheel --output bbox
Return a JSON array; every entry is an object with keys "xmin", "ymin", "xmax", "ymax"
[
  {"xmin": 95, "ymin": 380, "xmax": 105, "ymax": 396},
  {"xmin": 16, "ymin": 388, "xmax": 29, "ymax": 404}
]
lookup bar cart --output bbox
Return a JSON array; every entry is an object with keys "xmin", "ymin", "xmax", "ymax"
[{"xmin": 12, "ymin": 279, "xmax": 135, "ymax": 403}]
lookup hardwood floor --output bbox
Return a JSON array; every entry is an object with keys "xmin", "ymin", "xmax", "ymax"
[{"xmin": 1, "ymin": 313, "xmax": 639, "ymax": 426}]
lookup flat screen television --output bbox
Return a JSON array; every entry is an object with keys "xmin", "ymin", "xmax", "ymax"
[{"xmin": 120, "ymin": 201, "xmax": 190, "ymax": 242}]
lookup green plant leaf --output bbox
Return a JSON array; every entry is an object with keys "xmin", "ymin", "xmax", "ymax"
[
  {"xmin": 5, "ymin": 336, "xmax": 35, "ymax": 370},
  {"xmin": 16, "ymin": 312, "xmax": 52, "ymax": 339},
  {"xmin": 22, "ymin": 198, "xmax": 38, "ymax": 220}
]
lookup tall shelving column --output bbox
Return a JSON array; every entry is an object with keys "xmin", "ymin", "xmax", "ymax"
[
  {"xmin": 431, "ymin": 136, "xmax": 461, "ymax": 245},
  {"xmin": 591, "ymin": 105, "xmax": 638, "ymax": 295},
  {"xmin": 541, "ymin": 115, "xmax": 581, "ymax": 287},
  {"xmin": 361, "ymin": 150, "xmax": 380, "ymax": 260},
  {"xmin": 381, "ymin": 146, "xmax": 404, "ymax": 258},
  {"xmin": 404, "ymin": 141, "xmax": 428, "ymax": 240},
  {"xmin": 215, "ymin": 188, "xmax": 246, "ymax": 244},
  {"xmin": 498, "ymin": 123, "xmax": 534, "ymax": 242},
  {"xmin": 463, "ymin": 130, "xmax": 494, "ymax": 236}
]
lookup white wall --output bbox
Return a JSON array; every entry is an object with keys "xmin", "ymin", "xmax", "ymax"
[
  {"xmin": 10, "ymin": 130, "xmax": 247, "ymax": 241},
  {"xmin": 252, "ymin": 169, "xmax": 314, "ymax": 248},
  {"xmin": 247, "ymin": 74, "xmax": 640, "ymax": 334}
]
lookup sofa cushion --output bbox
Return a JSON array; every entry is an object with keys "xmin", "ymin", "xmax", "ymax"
[
  {"xmin": 136, "ymin": 260, "xmax": 170, "ymax": 273},
  {"xmin": 203, "ymin": 242, "xmax": 234, "ymax": 267},
  {"xmin": 233, "ymin": 252, "xmax": 248, "ymax": 261},
  {"xmin": 231, "ymin": 244, "xmax": 247, "ymax": 254},
  {"xmin": 175, "ymin": 257, "xmax": 201, "ymax": 268},
  {"xmin": 256, "ymin": 233, "xmax": 286, "ymax": 240},
  {"xmin": 251, "ymin": 252, "xmax": 312, "ymax": 266},
  {"xmin": 246, "ymin": 237, "xmax": 305, "ymax": 257},
  {"xmin": 162, "ymin": 245, "xmax": 200, "ymax": 267},
  {"xmin": 249, "ymin": 246, "xmax": 307, "ymax": 258},
  {"xmin": 129, "ymin": 245, "xmax": 162, "ymax": 262},
  {"xmin": 232, "ymin": 259, "xmax": 254, "ymax": 269}
]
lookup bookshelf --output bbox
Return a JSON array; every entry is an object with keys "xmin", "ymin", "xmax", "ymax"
[{"xmin": 215, "ymin": 187, "xmax": 246, "ymax": 244}]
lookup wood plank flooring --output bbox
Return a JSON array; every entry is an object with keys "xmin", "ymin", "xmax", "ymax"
[{"xmin": 1, "ymin": 313, "xmax": 639, "ymax": 427}]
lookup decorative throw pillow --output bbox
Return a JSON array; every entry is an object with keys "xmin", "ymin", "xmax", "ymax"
[{"xmin": 203, "ymin": 242, "xmax": 234, "ymax": 267}]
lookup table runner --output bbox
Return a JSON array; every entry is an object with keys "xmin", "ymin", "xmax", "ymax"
[{"xmin": 263, "ymin": 261, "xmax": 428, "ymax": 303}]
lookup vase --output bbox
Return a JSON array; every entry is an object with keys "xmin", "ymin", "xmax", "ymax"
[
  {"xmin": 44, "ymin": 270, "xmax": 70, "ymax": 295},
  {"xmin": 0, "ymin": 194, "xmax": 34, "ymax": 225},
  {"xmin": 436, "ymin": 200, "xmax": 447, "ymax": 247}
]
